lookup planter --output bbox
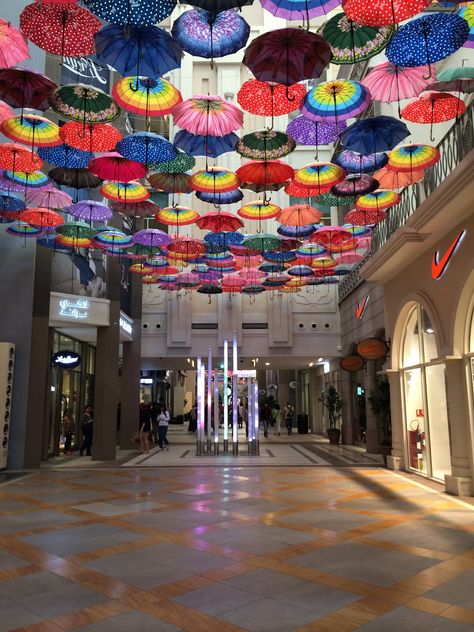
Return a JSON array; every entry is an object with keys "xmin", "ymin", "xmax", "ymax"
[
  {"xmin": 379, "ymin": 443, "xmax": 392, "ymax": 465},
  {"xmin": 327, "ymin": 428, "xmax": 341, "ymax": 445}
]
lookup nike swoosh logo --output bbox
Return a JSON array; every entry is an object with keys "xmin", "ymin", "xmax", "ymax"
[
  {"xmin": 356, "ymin": 295, "xmax": 369, "ymax": 319},
  {"xmin": 431, "ymin": 230, "xmax": 466, "ymax": 280}
]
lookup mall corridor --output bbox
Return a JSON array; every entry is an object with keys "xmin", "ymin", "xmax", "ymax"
[{"xmin": 0, "ymin": 458, "xmax": 473, "ymax": 631}]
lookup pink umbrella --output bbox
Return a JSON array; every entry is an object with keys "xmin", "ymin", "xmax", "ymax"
[
  {"xmin": 333, "ymin": 253, "xmax": 365, "ymax": 265},
  {"xmin": 26, "ymin": 187, "xmax": 72, "ymax": 209},
  {"xmin": 0, "ymin": 19, "xmax": 30, "ymax": 69},
  {"xmin": 88, "ymin": 153, "xmax": 146, "ymax": 183},
  {"xmin": 0, "ymin": 100, "xmax": 14, "ymax": 125},
  {"xmin": 221, "ymin": 275, "xmax": 247, "ymax": 290},
  {"xmin": 172, "ymin": 95, "xmax": 243, "ymax": 136},
  {"xmin": 238, "ymin": 267, "xmax": 265, "ymax": 282}
]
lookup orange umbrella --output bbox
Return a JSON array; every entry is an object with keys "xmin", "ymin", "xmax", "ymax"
[
  {"xmin": 373, "ymin": 167, "xmax": 425, "ymax": 190},
  {"xmin": 277, "ymin": 204, "xmax": 322, "ymax": 226}
]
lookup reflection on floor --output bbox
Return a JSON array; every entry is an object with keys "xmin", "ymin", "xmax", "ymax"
[{"xmin": 0, "ymin": 466, "xmax": 473, "ymax": 630}]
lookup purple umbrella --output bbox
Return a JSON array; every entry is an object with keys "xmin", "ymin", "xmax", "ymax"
[
  {"xmin": 286, "ymin": 116, "xmax": 345, "ymax": 157},
  {"xmin": 260, "ymin": 0, "xmax": 341, "ymax": 21},
  {"xmin": 133, "ymin": 228, "xmax": 172, "ymax": 248},
  {"xmin": 68, "ymin": 201, "xmax": 113, "ymax": 223},
  {"xmin": 335, "ymin": 151, "xmax": 388, "ymax": 174},
  {"xmin": 331, "ymin": 174, "xmax": 379, "ymax": 197}
]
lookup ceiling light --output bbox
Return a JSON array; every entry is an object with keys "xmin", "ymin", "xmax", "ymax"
[{"xmin": 318, "ymin": 357, "xmax": 323, "ymax": 362}]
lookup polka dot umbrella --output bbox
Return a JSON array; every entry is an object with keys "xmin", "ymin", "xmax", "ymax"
[
  {"xmin": 67, "ymin": 201, "xmax": 113, "ymax": 223},
  {"xmin": 100, "ymin": 181, "xmax": 150, "ymax": 202},
  {"xmin": 401, "ymin": 92, "xmax": 466, "ymax": 141},
  {"xmin": 243, "ymin": 233, "xmax": 281, "ymax": 252},
  {"xmin": 56, "ymin": 220, "xmax": 96, "ymax": 247},
  {"xmin": 386, "ymin": 144, "xmax": 440, "ymax": 173},
  {"xmin": 37, "ymin": 144, "xmax": 92, "ymax": 169},
  {"xmin": 301, "ymin": 79, "xmax": 371, "ymax": 125},
  {"xmin": 0, "ymin": 18, "xmax": 30, "ymax": 69},
  {"xmin": 152, "ymin": 150, "xmax": 195, "ymax": 175},
  {"xmin": 344, "ymin": 208, "xmax": 386, "ymax": 225},
  {"xmin": 59, "ymin": 122, "xmax": 122, "ymax": 152},
  {"xmin": 284, "ymin": 180, "xmax": 321, "ymax": 198},
  {"xmin": 0, "ymin": 143, "xmax": 43, "ymax": 173},
  {"xmin": 21, "ymin": 207, "xmax": 64, "ymax": 229},
  {"xmin": 133, "ymin": 228, "xmax": 172, "ymax": 249},
  {"xmin": 457, "ymin": 5, "xmax": 474, "ymax": 49},
  {"xmin": 116, "ymin": 131, "xmax": 177, "ymax": 168},
  {"xmin": 203, "ymin": 232, "xmax": 244, "ymax": 253},
  {"xmin": 82, "ymin": 0, "xmax": 176, "ymax": 26},
  {"xmin": 342, "ymin": 0, "xmax": 431, "ymax": 26},
  {"xmin": 238, "ymin": 80, "xmax": 306, "ymax": 126},
  {"xmin": 314, "ymin": 191, "xmax": 357, "ymax": 207},
  {"xmin": 166, "ymin": 235, "xmax": 206, "ymax": 258},
  {"xmin": 1, "ymin": 114, "xmax": 61, "ymax": 148},
  {"xmin": 277, "ymin": 224, "xmax": 316, "ymax": 238},
  {"xmin": 49, "ymin": 84, "xmax": 120, "ymax": 124},
  {"xmin": 286, "ymin": 116, "xmax": 346, "ymax": 147}
]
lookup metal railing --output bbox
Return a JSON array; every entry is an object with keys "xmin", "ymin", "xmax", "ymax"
[{"xmin": 338, "ymin": 98, "xmax": 474, "ymax": 302}]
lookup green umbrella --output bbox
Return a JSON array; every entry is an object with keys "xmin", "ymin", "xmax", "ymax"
[
  {"xmin": 321, "ymin": 12, "xmax": 393, "ymax": 65},
  {"xmin": 430, "ymin": 66, "xmax": 474, "ymax": 94},
  {"xmin": 314, "ymin": 192, "xmax": 356, "ymax": 207},
  {"xmin": 236, "ymin": 130, "xmax": 296, "ymax": 161},
  {"xmin": 242, "ymin": 233, "xmax": 281, "ymax": 251},
  {"xmin": 49, "ymin": 83, "xmax": 120, "ymax": 123},
  {"xmin": 150, "ymin": 149, "xmax": 196, "ymax": 174}
]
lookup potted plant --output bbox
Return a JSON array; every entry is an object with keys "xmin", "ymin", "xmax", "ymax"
[
  {"xmin": 324, "ymin": 385, "xmax": 343, "ymax": 445},
  {"xmin": 368, "ymin": 378, "xmax": 392, "ymax": 463}
]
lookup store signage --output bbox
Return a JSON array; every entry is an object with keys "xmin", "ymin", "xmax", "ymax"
[
  {"xmin": 357, "ymin": 338, "xmax": 389, "ymax": 361},
  {"xmin": 58, "ymin": 298, "xmax": 89, "ymax": 320},
  {"xmin": 235, "ymin": 370, "xmax": 257, "ymax": 378},
  {"xmin": 416, "ymin": 409, "xmax": 424, "ymax": 417},
  {"xmin": 355, "ymin": 295, "xmax": 369, "ymax": 320},
  {"xmin": 120, "ymin": 316, "xmax": 133, "ymax": 335},
  {"xmin": 431, "ymin": 229, "xmax": 466, "ymax": 280},
  {"xmin": 52, "ymin": 350, "xmax": 81, "ymax": 369},
  {"xmin": 61, "ymin": 56, "xmax": 109, "ymax": 89},
  {"xmin": 340, "ymin": 355, "xmax": 365, "ymax": 372}
]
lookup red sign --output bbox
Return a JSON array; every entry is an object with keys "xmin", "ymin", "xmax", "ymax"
[
  {"xmin": 431, "ymin": 230, "xmax": 466, "ymax": 280},
  {"xmin": 416, "ymin": 409, "xmax": 424, "ymax": 417},
  {"xmin": 355, "ymin": 295, "xmax": 369, "ymax": 319}
]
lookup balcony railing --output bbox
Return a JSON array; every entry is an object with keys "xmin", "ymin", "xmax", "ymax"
[{"xmin": 338, "ymin": 98, "xmax": 474, "ymax": 302}]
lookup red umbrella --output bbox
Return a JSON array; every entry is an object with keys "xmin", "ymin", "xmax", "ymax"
[
  {"xmin": 236, "ymin": 160, "xmax": 294, "ymax": 190},
  {"xmin": 59, "ymin": 121, "xmax": 123, "ymax": 152},
  {"xmin": 21, "ymin": 207, "xmax": 64, "ymax": 228},
  {"xmin": 277, "ymin": 204, "xmax": 322, "ymax": 226},
  {"xmin": 243, "ymin": 28, "xmax": 331, "ymax": 86},
  {"xmin": 166, "ymin": 236, "xmax": 206, "ymax": 256},
  {"xmin": 401, "ymin": 91, "xmax": 466, "ymax": 141},
  {"xmin": 0, "ymin": 143, "xmax": 43, "ymax": 173},
  {"xmin": 284, "ymin": 180, "xmax": 322, "ymax": 198},
  {"xmin": 196, "ymin": 210, "xmax": 244, "ymax": 232},
  {"xmin": 344, "ymin": 208, "xmax": 386, "ymax": 225},
  {"xmin": 20, "ymin": 2, "xmax": 101, "ymax": 57},
  {"xmin": 88, "ymin": 153, "xmax": 146, "ymax": 182},
  {"xmin": 237, "ymin": 80, "xmax": 306, "ymax": 121},
  {"xmin": 311, "ymin": 225, "xmax": 353, "ymax": 249},
  {"xmin": 0, "ymin": 69, "xmax": 57, "ymax": 113},
  {"xmin": 342, "ymin": 0, "xmax": 431, "ymax": 27}
]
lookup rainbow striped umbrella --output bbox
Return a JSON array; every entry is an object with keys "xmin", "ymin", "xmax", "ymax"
[
  {"xmin": 100, "ymin": 181, "xmax": 150, "ymax": 202},
  {"xmin": 311, "ymin": 254, "xmax": 337, "ymax": 269},
  {"xmin": 156, "ymin": 205, "xmax": 199, "ymax": 226},
  {"xmin": 190, "ymin": 167, "xmax": 240, "ymax": 193},
  {"xmin": 355, "ymin": 190, "xmax": 400, "ymax": 212},
  {"xmin": 6, "ymin": 221, "xmax": 43, "ymax": 238},
  {"xmin": 260, "ymin": 0, "xmax": 340, "ymax": 20},
  {"xmin": 294, "ymin": 162, "xmax": 346, "ymax": 192},
  {"xmin": 238, "ymin": 201, "xmax": 280, "ymax": 221},
  {"xmin": 387, "ymin": 144, "xmax": 440, "ymax": 173},
  {"xmin": 203, "ymin": 233, "xmax": 244, "ymax": 254},
  {"xmin": 56, "ymin": 221, "xmax": 96, "ymax": 247},
  {"xmin": 1, "ymin": 114, "xmax": 61, "ymax": 148},
  {"xmin": 3, "ymin": 170, "xmax": 50, "ymax": 189},
  {"xmin": 94, "ymin": 229, "xmax": 133, "ymax": 248},
  {"xmin": 458, "ymin": 6, "xmax": 474, "ymax": 49},
  {"xmin": 296, "ymin": 243, "xmax": 327, "ymax": 257},
  {"xmin": 129, "ymin": 263, "xmax": 155, "ymax": 275},
  {"xmin": 301, "ymin": 80, "xmax": 371, "ymax": 122}
]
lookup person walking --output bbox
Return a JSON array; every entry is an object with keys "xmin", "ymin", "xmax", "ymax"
[
  {"xmin": 139, "ymin": 403, "xmax": 152, "ymax": 454},
  {"xmin": 62, "ymin": 408, "xmax": 75, "ymax": 454},
  {"xmin": 150, "ymin": 401, "xmax": 159, "ymax": 443},
  {"xmin": 284, "ymin": 401, "xmax": 295, "ymax": 435},
  {"xmin": 273, "ymin": 403, "xmax": 281, "ymax": 436},
  {"xmin": 79, "ymin": 405, "xmax": 93, "ymax": 456},
  {"xmin": 157, "ymin": 404, "xmax": 170, "ymax": 450}
]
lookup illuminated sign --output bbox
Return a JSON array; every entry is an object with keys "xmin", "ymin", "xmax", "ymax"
[
  {"xmin": 431, "ymin": 230, "xmax": 466, "ymax": 280},
  {"xmin": 356, "ymin": 295, "xmax": 369, "ymax": 320},
  {"xmin": 235, "ymin": 370, "xmax": 257, "ymax": 378},
  {"xmin": 120, "ymin": 316, "xmax": 133, "ymax": 335},
  {"xmin": 52, "ymin": 350, "xmax": 81, "ymax": 369},
  {"xmin": 58, "ymin": 298, "xmax": 89, "ymax": 320}
]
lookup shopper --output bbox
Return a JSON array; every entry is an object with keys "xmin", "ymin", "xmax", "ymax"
[
  {"xmin": 157, "ymin": 404, "xmax": 170, "ymax": 450},
  {"xmin": 79, "ymin": 405, "xmax": 93, "ymax": 456},
  {"xmin": 150, "ymin": 401, "xmax": 159, "ymax": 443},
  {"xmin": 62, "ymin": 408, "xmax": 75, "ymax": 454},
  {"xmin": 188, "ymin": 403, "xmax": 197, "ymax": 432},
  {"xmin": 284, "ymin": 401, "xmax": 295, "ymax": 435},
  {"xmin": 139, "ymin": 402, "xmax": 152, "ymax": 454},
  {"xmin": 273, "ymin": 403, "xmax": 281, "ymax": 436}
]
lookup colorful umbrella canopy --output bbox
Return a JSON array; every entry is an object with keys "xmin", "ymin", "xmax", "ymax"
[
  {"xmin": 331, "ymin": 174, "xmax": 379, "ymax": 197},
  {"xmin": 203, "ymin": 232, "xmax": 244, "ymax": 253},
  {"xmin": 236, "ymin": 130, "xmax": 295, "ymax": 160},
  {"xmin": 167, "ymin": 235, "xmax": 206, "ymax": 255},
  {"xmin": 67, "ymin": 201, "xmax": 112, "ymax": 223},
  {"xmin": 6, "ymin": 221, "xmax": 43, "ymax": 238},
  {"xmin": 0, "ymin": 19, "xmax": 30, "ymax": 69},
  {"xmin": 0, "ymin": 69, "xmax": 56, "ymax": 112},
  {"xmin": 49, "ymin": 84, "xmax": 120, "ymax": 123},
  {"xmin": 335, "ymin": 151, "xmax": 388, "ymax": 173},
  {"xmin": 95, "ymin": 25, "xmax": 182, "ymax": 79},
  {"xmin": 25, "ymin": 188, "xmax": 72, "ymax": 209},
  {"xmin": 190, "ymin": 167, "xmax": 240, "ymax": 193},
  {"xmin": 182, "ymin": 0, "xmax": 254, "ymax": 10},
  {"xmin": 172, "ymin": 8, "xmax": 250, "ymax": 59},
  {"xmin": 315, "ymin": 191, "xmax": 357, "ymax": 207},
  {"xmin": 277, "ymin": 204, "xmax": 322, "ymax": 226},
  {"xmin": 355, "ymin": 189, "xmax": 400, "ymax": 211},
  {"xmin": 196, "ymin": 189, "xmax": 243, "ymax": 205},
  {"xmin": 111, "ymin": 200, "xmax": 160, "ymax": 218},
  {"xmin": 311, "ymin": 225, "xmax": 353, "ymax": 248},
  {"xmin": 112, "ymin": 76, "xmax": 182, "ymax": 117},
  {"xmin": 0, "ymin": 143, "xmax": 43, "ymax": 173},
  {"xmin": 49, "ymin": 167, "xmax": 102, "ymax": 189},
  {"xmin": 243, "ymin": 28, "xmax": 331, "ymax": 85},
  {"xmin": 340, "ymin": 116, "xmax": 410, "ymax": 154},
  {"xmin": 387, "ymin": 144, "xmax": 440, "ymax": 172},
  {"xmin": 277, "ymin": 224, "xmax": 316, "ymax": 238},
  {"xmin": 1, "ymin": 115, "xmax": 61, "ymax": 148},
  {"xmin": 157, "ymin": 205, "xmax": 199, "ymax": 226},
  {"xmin": 3, "ymin": 169, "xmax": 49, "ymax": 189},
  {"xmin": 238, "ymin": 201, "xmax": 280, "ymax": 221},
  {"xmin": 116, "ymin": 132, "xmax": 177, "ymax": 166},
  {"xmin": 134, "ymin": 228, "xmax": 172, "ymax": 248},
  {"xmin": 287, "ymin": 265, "xmax": 314, "ymax": 277},
  {"xmin": 361, "ymin": 62, "xmax": 435, "ymax": 108},
  {"xmin": 286, "ymin": 116, "xmax": 345, "ymax": 146},
  {"xmin": 20, "ymin": 2, "xmax": 101, "ymax": 57},
  {"xmin": 457, "ymin": 5, "xmax": 474, "ymax": 49},
  {"xmin": 321, "ymin": 11, "xmax": 393, "ymax": 65},
  {"xmin": 100, "ymin": 181, "xmax": 150, "ymax": 202},
  {"xmin": 173, "ymin": 130, "xmax": 238, "ymax": 157},
  {"xmin": 285, "ymin": 180, "xmax": 325, "ymax": 198},
  {"xmin": 196, "ymin": 210, "xmax": 244, "ymax": 232},
  {"xmin": 198, "ymin": 283, "xmax": 222, "ymax": 297},
  {"xmin": 401, "ymin": 92, "xmax": 466, "ymax": 140},
  {"xmin": 37, "ymin": 144, "xmax": 92, "ymax": 169},
  {"xmin": 56, "ymin": 220, "xmax": 96, "ymax": 242},
  {"xmin": 301, "ymin": 79, "xmax": 371, "ymax": 122},
  {"xmin": 386, "ymin": 13, "xmax": 470, "ymax": 74},
  {"xmin": 373, "ymin": 167, "xmax": 425, "ymax": 190},
  {"xmin": 296, "ymin": 243, "xmax": 327, "ymax": 257},
  {"xmin": 172, "ymin": 95, "xmax": 243, "ymax": 136},
  {"xmin": 149, "ymin": 172, "xmax": 192, "ymax": 194},
  {"xmin": 153, "ymin": 150, "xmax": 195, "ymax": 174},
  {"xmin": 59, "ymin": 121, "xmax": 122, "ymax": 151},
  {"xmin": 243, "ymin": 233, "xmax": 281, "ymax": 251},
  {"xmin": 0, "ymin": 193, "xmax": 25, "ymax": 213},
  {"xmin": 82, "ymin": 0, "xmax": 176, "ymax": 26},
  {"xmin": 89, "ymin": 153, "xmax": 147, "ymax": 183},
  {"xmin": 236, "ymin": 160, "xmax": 294, "ymax": 188},
  {"xmin": 260, "ymin": 0, "xmax": 340, "ymax": 20},
  {"xmin": 294, "ymin": 162, "xmax": 346, "ymax": 192},
  {"xmin": 237, "ymin": 80, "xmax": 306, "ymax": 120},
  {"xmin": 344, "ymin": 208, "xmax": 386, "ymax": 225},
  {"xmin": 93, "ymin": 228, "xmax": 132, "ymax": 248},
  {"xmin": 0, "ymin": 101, "xmax": 13, "ymax": 125},
  {"xmin": 21, "ymin": 207, "xmax": 64, "ymax": 229},
  {"xmin": 342, "ymin": 0, "xmax": 431, "ymax": 26}
]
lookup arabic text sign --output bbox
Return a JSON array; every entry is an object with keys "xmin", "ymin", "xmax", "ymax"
[{"xmin": 59, "ymin": 298, "xmax": 90, "ymax": 320}]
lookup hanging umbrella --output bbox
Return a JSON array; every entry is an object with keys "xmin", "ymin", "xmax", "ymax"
[
  {"xmin": 386, "ymin": 13, "xmax": 470, "ymax": 77},
  {"xmin": 221, "ymin": 275, "xmax": 247, "ymax": 292},
  {"xmin": 6, "ymin": 221, "xmax": 43, "ymax": 238},
  {"xmin": 301, "ymin": 79, "xmax": 371, "ymax": 123},
  {"xmin": 296, "ymin": 242, "xmax": 327, "ymax": 258},
  {"xmin": 3, "ymin": 170, "xmax": 50, "ymax": 189},
  {"xmin": 457, "ymin": 6, "xmax": 474, "ymax": 49},
  {"xmin": 176, "ymin": 272, "xmax": 201, "ymax": 288},
  {"xmin": 112, "ymin": 76, "xmax": 182, "ymax": 118},
  {"xmin": 241, "ymin": 284, "xmax": 265, "ymax": 296},
  {"xmin": 263, "ymin": 250, "xmax": 295, "ymax": 262},
  {"xmin": 93, "ymin": 228, "xmax": 132, "ymax": 249},
  {"xmin": 25, "ymin": 188, "xmax": 72, "ymax": 209},
  {"xmin": 134, "ymin": 228, "xmax": 172, "ymax": 248},
  {"xmin": 196, "ymin": 210, "xmax": 244, "ymax": 232},
  {"xmin": 152, "ymin": 150, "xmax": 195, "ymax": 174},
  {"xmin": 344, "ymin": 208, "xmax": 386, "ymax": 225},
  {"xmin": 56, "ymin": 220, "xmax": 96, "ymax": 245},
  {"xmin": 0, "ymin": 143, "xmax": 43, "ymax": 173},
  {"xmin": 49, "ymin": 84, "xmax": 120, "ymax": 123},
  {"xmin": 173, "ymin": 130, "xmax": 238, "ymax": 157},
  {"xmin": 0, "ymin": 193, "xmax": 25, "ymax": 213},
  {"xmin": 149, "ymin": 172, "xmax": 192, "ymax": 194},
  {"xmin": 331, "ymin": 174, "xmax": 379, "ymax": 197},
  {"xmin": 37, "ymin": 234, "xmax": 73, "ymax": 252},
  {"xmin": 0, "ymin": 19, "xmax": 30, "ymax": 69},
  {"xmin": 335, "ymin": 150, "xmax": 388, "ymax": 173},
  {"xmin": 20, "ymin": 3, "xmax": 101, "ymax": 57},
  {"xmin": 59, "ymin": 121, "xmax": 122, "ymax": 151},
  {"xmin": 111, "ymin": 200, "xmax": 160, "ymax": 218},
  {"xmin": 237, "ymin": 80, "xmax": 306, "ymax": 123},
  {"xmin": 387, "ymin": 144, "xmax": 440, "ymax": 172},
  {"xmin": 0, "ymin": 101, "xmax": 13, "ymax": 125},
  {"xmin": 311, "ymin": 225, "xmax": 353, "ymax": 249},
  {"xmin": 401, "ymin": 92, "xmax": 466, "ymax": 140},
  {"xmin": 0, "ymin": 69, "xmax": 56, "ymax": 112},
  {"xmin": 100, "ymin": 181, "xmax": 150, "ymax": 202},
  {"xmin": 181, "ymin": 0, "xmax": 253, "ymax": 9},
  {"xmin": 68, "ymin": 201, "xmax": 112, "ymax": 223},
  {"xmin": 236, "ymin": 160, "xmax": 294, "ymax": 189},
  {"xmin": 198, "ymin": 283, "xmax": 223, "ymax": 298},
  {"xmin": 287, "ymin": 265, "xmax": 314, "ymax": 277},
  {"xmin": 294, "ymin": 162, "xmax": 346, "ymax": 192},
  {"xmin": 203, "ymin": 232, "xmax": 244, "ymax": 253},
  {"xmin": 333, "ymin": 253, "xmax": 364, "ymax": 265},
  {"xmin": 284, "ymin": 180, "xmax": 321, "ymax": 197},
  {"xmin": 1, "ymin": 115, "xmax": 61, "ymax": 148},
  {"xmin": 243, "ymin": 233, "xmax": 281, "ymax": 251},
  {"xmin": 311, "ymin": 255, "xmax": 338, "ymax": 269},
  {"xmin": 157, "ymin": 206, "xmax": 199, "ymax": 226},
  {"xmin": 355, "ymin": 190, "xmax": 400, "ymax": 211},
  {"xmin": 314, "ymin": 191, "xmax": 357, "ymax": 207},
  {"xmin": 236, "ymin": 130, "xmax": 295, "ymax": 160},
  {"xmin": 49, "ymin": 167, "xmax": 102, "ymax": 189},
  {"xmin": 37, "ymin": 144, "xmax": 92, "ymax": 169},
  {"xmin": 21, "ymin": 207, "xmax": 64, "ymax": 229},
  {"xmin": 82, "ymin": 0, "xmax": 176, "ymax": 26},
  {"xmin": 238, "ymin": 201, "xmax": 280, "ymax": 221},
  {"xmin": 94, "ymin": 25, "xmax": 182, "ymax": 79},
  {"xmin": 196, "ymin": 189, "xmax": 243, "ymax": 205},
  {"xmin": 321, "ymin": 11, "xmax": 393, "ymax": 65},
  {"xmin": 190, "ymin": 167, "xmax": 240, "ymax": 193},
  {"xmin": 167, "ymin": 235, "xmax": 206, "ymax": 256},
  {"xmin": 362, "ymin": 62, "xmax": 435, "ymax": 110},
  {"xmin": 429, "ymin": 71, "xmax": 474, "ymax": 94},
  {"xmin": 286, "ymin": 116, "xmax": 345, "ymax": 146},
  {"xmin": 115, "ymin": 132, "xmax": 177, "ymax": 167},
  {"xmin": 243, "ymin": 28, "xmax": 331, "ymax": 86},
  {"xmin": 373, "ymin": 167, "xmax": 425, "ymax": 190},
  {"xmin": 172, "ymin": 95, "xmax": 243, "ymax": 136},
  {"xmin": 172, "ymin": 8, "xmax": 250, "ymax": 59},
  {"xmin": 340, "ymin": 116, "xmax": 410, "ymax": 154},
  {"xmin": 260, "ymin": 0, "xmax": 340, "ymax": 20},
  {"xmin": 277, "ymin": 204, "xmax": 322, "ymax": 226},
  {"xmin": 278, "ymin": 224, "xmax": 316, "ymax": 238},
  {"xmin": 259, "ymin": 262, "xmax": 286, "ymax": 273},
  {"xmin": 342, "ymin": 0, "xmax": 431, "ymax": 26},
  {"xmin": 89, "ymin": 153, "xmax": 146, "ymax": 182},
  {"xmin": 129, "ymin": 263, "xmax": 156, "ymax": 275}
]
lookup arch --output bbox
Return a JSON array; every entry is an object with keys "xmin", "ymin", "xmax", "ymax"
[{"xmin": 453, "ymin": 268, "xmax": 474, "ymax": 356}]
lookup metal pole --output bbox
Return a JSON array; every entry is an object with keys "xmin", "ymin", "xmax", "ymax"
[
  {"xmin": 223, "ymin": 339, "xmax": 229, "ymax": 453},
  {"xmin": 207, "ymin": 348, "xmax": 212, "ymax": 453}
]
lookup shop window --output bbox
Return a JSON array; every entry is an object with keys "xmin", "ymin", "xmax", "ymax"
[
  {"xmin": 401, "ymin": 306, "xmax": 421, "ymax": 367},
  {"xmin": 469, "ymin": 307, "xmax": 474, "ymax": 353},
  {"xmin": 421, "ymin": 307, "xmax": 437, "ymax": 363}
]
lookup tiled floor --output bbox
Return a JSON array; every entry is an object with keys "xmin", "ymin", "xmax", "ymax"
[{"xmin": 0, "ymin": 462, "xmax": 473, "ymax": 631}]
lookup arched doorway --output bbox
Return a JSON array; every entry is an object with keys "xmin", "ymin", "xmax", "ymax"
[{"xmin": 400, "ymin": 304, "xmax": 452, "ymax": 481}]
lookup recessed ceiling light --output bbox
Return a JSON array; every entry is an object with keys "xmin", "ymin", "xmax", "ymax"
[
  {"xmin": 265, "ymin": 362, "xmax": 270, "ymax": 366},
  {"xmin": 318, "ymin": 357, "xmax": 323, "ymax": 362},
  {"xmin": 309, "ymin": 362, "xmax": 314, "ymax": 367}
]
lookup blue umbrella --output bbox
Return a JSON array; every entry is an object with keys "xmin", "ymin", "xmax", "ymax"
[
  {"xmin": 83, "ymin": 0, "xmax": 176, "ymax": 26},
  {"xmin": 196, "ymin": 189, "xmax": 243, "ymax": 205},
  {"xmin": 335, "ymin": 150, "xmax": 388, "ymax": 174},
  {"xmin": 386, "ymin": 13, "xmax": 470, "ymax": 78},
  {"xmin": 259, "ymin": 262, "xmax": 285, "ymax": 273},
  {"xmin": 174, "ymin": 129, "xmax": 238, "ymax": 158},
  {"xmin": 37, "ymin": 145, "xmax": 93, "ymax": 169},
  {"xmin": 287, "ymin": 265, "xmax": 314, "ymax": 276},
  {"xmin": 172, "ymin": 9, "xmax": 250, "ymax": 59},
  {"xmin": 340, "ymin": 116, "xmax": 410, "ymax": 154},
  {"xmin": 277, "ymin": 224, "xmax": 316, "ymax": 238},
  {"xmin": 204, "ymin": 232, "xmax": 244, "ymax": 253},
  {"xmin": 95, "ymin": 25, "xmax": 182, "ymax": 79},
  {"xmin": 0, "ymin": 193, "xmax": 24, "ymax": 212},
  {"xmin": 116, "ymin": 132, "xmax": 177, "ymax": 166}
]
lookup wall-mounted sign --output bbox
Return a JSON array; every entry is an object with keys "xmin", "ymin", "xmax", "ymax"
[
  {"xmin": 52, "ymin": 350, "xmax": 81, "ymax": 369},
  {"xmin": 50, "ymin": 292, "xmax": 110, "ymax": 327},
  {"xmin": 61, "ymin": 56, "xmax": 109, "ymax": 90},
  {"xmin": 59, "ymin": 298, "xmax": 89, "ymax": 320},
  {"xmin": 431, "ymin": 229, "xmax": 466, "ymax": 280},
  {"xmin": 289, "ymin": 381, "xmax": 298, "ymax": 389},
  {"xmin": 357, "ymin": 338, "xmax": 389, "ymax": 361},
  {"xmin": 355, "ymin": 295, "xmax": 369, "ymax": 320},
  {"xmin": 340, "ymin": 355, "xmax": 365, "ymax": 372},
  {"xmin": 416, "ymin": 409, "xmax": 424, "ymax": 417},
  {"xmin": 236, "ymin": 370, "xmax": 257, "ymax": 378}
]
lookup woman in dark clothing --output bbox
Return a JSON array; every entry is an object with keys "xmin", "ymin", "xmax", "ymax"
[
  {"xmin": 139, "ymin": 403, "xmax": 152, "ymax": 454},
  {"xmin": 80, "ymin": 405, "xmax": 93, "ymax": 456}
]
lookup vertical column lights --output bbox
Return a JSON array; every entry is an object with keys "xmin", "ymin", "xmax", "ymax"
[
  {"xmin": 213, "ymin": 366, "xmax": 219, "ymax": 455},
  {"xmin": 232, "ymin": 332, "xmax": 238, "ymax": 455},
  {"xmin": 207, "ymin": 348, "xmax": 212, "ymax": 453},
  {"xmin": 223, "ymin": 338, "xmax": 229, "ymax": 453},
  {"xmin": 254, "ymin": 380, "xmax": 260, "ymax": 455},
  {"xmin": 247, "ymin": 376, "xmax": 253, "ymax": 454},
  {"xmin": 196, "ymin": 357, "xmax": 203, "ymax": 455}
]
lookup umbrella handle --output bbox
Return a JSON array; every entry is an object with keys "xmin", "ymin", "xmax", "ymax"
[{"xmin": 285, "ymin": 85, "xmax": 296, "ymax": 102}]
